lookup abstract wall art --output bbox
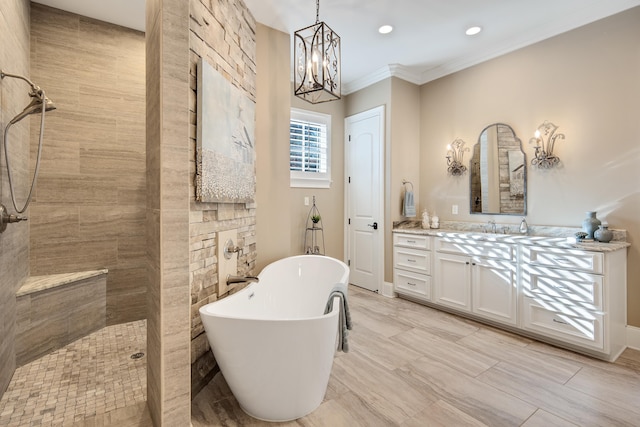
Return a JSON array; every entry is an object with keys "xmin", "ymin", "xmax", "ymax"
[{"xmin": 196, "ymin": 57, "xmax": 255, "ymax": 203}]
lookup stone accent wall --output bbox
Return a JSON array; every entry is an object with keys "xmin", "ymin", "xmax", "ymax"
[
  {"xmin": 29, "ymin": 4, "xmax": 147, "ymax": 325},
  {"xmin": 188, "ymin": 0, "xmax": 257, "ymax": 396},
  {"xmin": 0, "ymin": 0, "xmax": 30, "ymax": 399}
]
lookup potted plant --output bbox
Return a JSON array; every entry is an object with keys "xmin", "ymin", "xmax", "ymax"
[{"xmin": 311, "ymin": 214, "xmax": 321, "ymax": 225}]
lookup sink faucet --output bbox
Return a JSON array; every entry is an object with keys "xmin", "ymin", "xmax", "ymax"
[
  {"xmin": 227, "ymin": 275, "xmax": 259, "ymax": 285},
  {"xmin": 487, "ymin": 220, "xmax": 496, "ymax": 233}
]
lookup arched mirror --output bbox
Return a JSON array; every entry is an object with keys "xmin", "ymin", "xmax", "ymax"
[{"xmin": 470, "ymin": 123, "xmax": 526, "ymax": 215}]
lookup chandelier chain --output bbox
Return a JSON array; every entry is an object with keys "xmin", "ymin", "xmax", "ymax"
[{"xmin": 316, "ymin": 0, "xmax": 320, "ymax": 23}]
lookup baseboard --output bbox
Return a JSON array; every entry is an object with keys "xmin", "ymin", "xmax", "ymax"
[
  {"xmin": 381, "ymin": 281, "xmax": 396, "ymax": 298},
  {"xmin": 627, "ymin": 325, "xmax": 640, "ymax": 350}
]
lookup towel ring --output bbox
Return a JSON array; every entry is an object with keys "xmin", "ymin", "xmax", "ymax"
[{"xmin": 402, "ymin": 179, "xmax": 413, "ymax": 192}]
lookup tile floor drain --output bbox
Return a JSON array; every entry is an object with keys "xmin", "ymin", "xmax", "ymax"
[{"xmin": 130, "ymin": 352, "xmax": 145, "ymax": 359}]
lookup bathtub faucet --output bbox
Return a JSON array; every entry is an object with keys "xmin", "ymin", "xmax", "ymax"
[{"xmin": 227, "ymin": 275, "xmax": 259, "ymax": 285}]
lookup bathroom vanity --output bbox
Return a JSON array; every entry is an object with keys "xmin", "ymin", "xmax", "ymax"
[{"xmin": 392, "ymin": 225, "xmax": 629, "ymax": 361}]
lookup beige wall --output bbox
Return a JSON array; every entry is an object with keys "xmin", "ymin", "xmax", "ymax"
[
  {"xmin": 419, "ymin": 8, "xmax": 640, "ymax": 326},
  {"xmin": 256, "ymin": 24, "xmax": 292, "ymax": 270},
  {"xmin": 255, "ymin": 25, "xmax": 346, "ymax": 268},
  {"xmin": 29, "ymin": 4, "xmax": 147, "ymax": 325},
  {"xmin": 389, "ymin": 78, "xmax": 421, "ymax": 282},
  {"xmin": 290, "ymin": 89, "xmax": 346, "ymax": 259},
  {"xmin": 188, "ymin": 0, "xmax": 257, "ymax": 396},
  {"xmin": 0, "ymin": 0, "xmax": 30, "ymax": 398}
]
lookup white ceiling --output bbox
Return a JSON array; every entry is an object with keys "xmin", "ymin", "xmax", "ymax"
[{"xmin": 33, "ymin": 0, "xmax": 640, "ymax": 94}]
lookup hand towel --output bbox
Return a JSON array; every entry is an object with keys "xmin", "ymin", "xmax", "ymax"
[
  {"xmin": 403, "ymin": 190, "xmax": 416, "ymax": 217},
  {"xmin": 324, "ymin": 285, "xmax": 352, "ymax": 353}
]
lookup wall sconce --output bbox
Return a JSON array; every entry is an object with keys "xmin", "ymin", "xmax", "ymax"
[
  {"xmin": 529, "ymin": 121, "xmax": 565, "ymax": 168},
  {"xmin": 446, "ymin": 138, "xmax": 469, "ymax": 176},
  {"xmin": 293, "ymin": 0, "xmax": 341, "ymax": 104}
]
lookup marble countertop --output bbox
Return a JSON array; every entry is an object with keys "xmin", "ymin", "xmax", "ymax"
[{"xmin": 393, "ymin": 222, "xmax": 630, "ymax": 252}]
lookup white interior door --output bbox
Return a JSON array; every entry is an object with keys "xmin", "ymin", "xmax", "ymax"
[{"xmin": 345, "ymin": 106, "xmax": 384, "ymax": 292}]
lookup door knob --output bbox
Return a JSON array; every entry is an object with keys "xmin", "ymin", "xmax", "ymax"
[{"xmin": 367, "ymin": 222, "xmax": 378, "ymax": 230}]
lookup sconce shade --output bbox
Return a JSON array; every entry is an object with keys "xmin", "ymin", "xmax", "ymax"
[{"xmin": 294, "ymin": 12, "xmax": 341, "ymax": 104}]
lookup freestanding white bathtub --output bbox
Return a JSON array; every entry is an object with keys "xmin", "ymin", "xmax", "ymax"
[{"xmin": 199, "ymin": 255, "xmax": 350, "ymax": 422}]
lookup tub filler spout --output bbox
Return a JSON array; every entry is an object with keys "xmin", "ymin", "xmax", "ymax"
[{"xmin": 226, "ymin": 275, "xmax": 259, "ymax": 285}]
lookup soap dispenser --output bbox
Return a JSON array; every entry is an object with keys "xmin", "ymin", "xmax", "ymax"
[{"xmin": 519, "ymin": 217, "xmax": 528, "ymax": 235}]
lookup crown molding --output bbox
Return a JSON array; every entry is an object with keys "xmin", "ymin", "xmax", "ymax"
[{"xmin": 342, "ymin": 64, "xmax": 422, "ymax": 95}]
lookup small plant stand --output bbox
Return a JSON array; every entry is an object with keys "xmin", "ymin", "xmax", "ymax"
[{"xmin": 304, "ymin": 196, "xmax": 325, "ymax": 255}]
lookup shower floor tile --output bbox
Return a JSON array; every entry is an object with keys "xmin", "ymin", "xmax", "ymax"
[{"xmin": 0, "ymin": 320, "xmax": 147, "ymax": 426}]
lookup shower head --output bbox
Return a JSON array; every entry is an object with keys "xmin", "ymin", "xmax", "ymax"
[
  {"xmin": 8, "ymin": 93, "xmax": 56, "ymax": 125},
  {"xmin": 1, "ymin": 70, "xmax": 56, "ymax": 125}
]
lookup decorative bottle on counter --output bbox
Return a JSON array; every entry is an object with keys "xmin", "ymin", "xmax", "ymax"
[
  {"xmin": 431, "ymin": 214, "xmax": 440, "ymax": 229},
  {"xmin": 421, "ymin": 210, "xmax": 430, "ymax": 229},
  {"xmin": 594, "ymin": 224, "xmax": 613, "ymax": 243},
  {"xmin": 582, "ymin": 211, "xmax": 601, "ymax": 240}
]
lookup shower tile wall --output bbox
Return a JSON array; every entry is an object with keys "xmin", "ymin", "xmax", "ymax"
[
  {"xmin": 0, "ymin": 0, "xmax": 31, "ymax": 398},
  {"xmin": 29, "ymin": 4, "xmax": 146, "ymax": 325},
  {"xmin": 187, "ymin": 0, "xmax": 257, "ymax": 396},
  {"xmin": 145, "ymin": 0, "xmax": 193, "ymax": 422}
]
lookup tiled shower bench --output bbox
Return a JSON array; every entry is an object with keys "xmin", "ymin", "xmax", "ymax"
[{"xmin": 15, "ymin": 269, "xmax": 108, "ymax": 365}]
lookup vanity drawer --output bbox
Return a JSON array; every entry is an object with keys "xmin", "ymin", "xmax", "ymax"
[
  {"xmin": 522, "ymin": 265, "xmax": 603, "ymax": 310},
  {"xmin": 522, "ymin": 297, "xmax": 603, "ymax": 350},
  {"xmin": 394, "ymin": 270, "xmax": 431, "ymax": 300},
  {"xmin": 394, "ymin": 247, "xmax": 430, "ymax": 275},
  {"xmin": 394, "ymin": 233, "xmax": 431, "ymax": 250},
  {"xmin": 523, "ymin": 246, "xmax": 603, "ymax": 274},
  {"xmin": 435, "ymin": 238, "xmax": 514, "ymax": 260}
]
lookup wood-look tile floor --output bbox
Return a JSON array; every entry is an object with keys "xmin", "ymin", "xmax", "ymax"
[{"xmin": 191, "ymin": 285, "xmax": 640, "ymax": 426}]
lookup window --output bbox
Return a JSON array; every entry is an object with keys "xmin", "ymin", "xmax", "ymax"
[{"xmin": 290, "ymin": 108, "xmax": 331, "ymax": 188}]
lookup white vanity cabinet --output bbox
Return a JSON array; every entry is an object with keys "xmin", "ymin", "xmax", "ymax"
[
  {"xmin": 434, "ymin": 236, "xmax": 518, "ymax": 326},
  {"xmin": 520, "ymin": 245, "xmax": 627, "ymax": 360},
  {"xmin": 393, "ymin": 233, "xmax": 432, "ymax": 301},
  {"xmin": 392, "ymin": 228, "xmax": 629, "ymax": 361}
]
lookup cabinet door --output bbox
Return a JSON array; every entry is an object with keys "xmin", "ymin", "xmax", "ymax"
[
  {"xmin": 472, "ymin": 258, "xmax": 517, "ymax": 326},
  {"xmin": 434, "ymin": 253, "xmax": 471, "ymax": 312}
]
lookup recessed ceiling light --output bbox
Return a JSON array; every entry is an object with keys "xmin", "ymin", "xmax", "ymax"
[
  {"xmin": 465, "ymin": 26, "xmax": 482, "ymax": 36},
  {"xmin": 378, "ymin": 25, "xmax": 393, "ymax": 34}
]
